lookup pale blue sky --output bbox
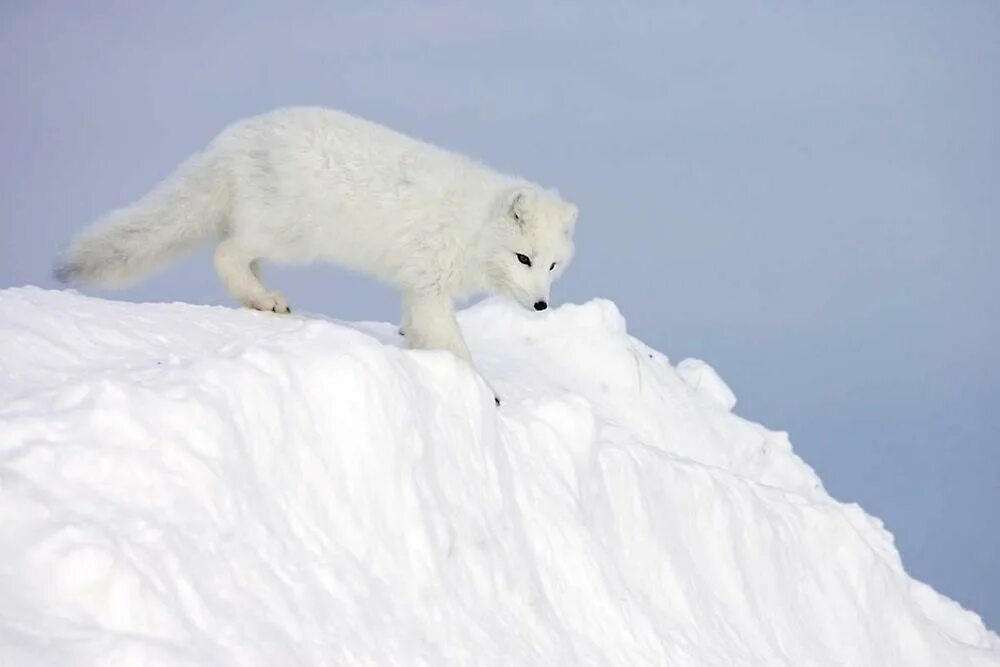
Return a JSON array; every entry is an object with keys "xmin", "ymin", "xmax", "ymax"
[{"xmin": 1, "ymin": 1, "xmax": 997, "ymax": 629}]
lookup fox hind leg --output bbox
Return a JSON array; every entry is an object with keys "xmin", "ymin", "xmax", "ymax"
[
  {"xmin": 399, "ymin": 303, "xmax": 412, "ymax": 337},
  {"xmin": 213, "ymin": 238, "xmax": 290, "ymax": 313}
]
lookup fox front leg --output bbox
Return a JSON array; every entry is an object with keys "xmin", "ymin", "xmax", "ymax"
[{"xmin": 401, "ymin": 292, "xmax": 501, "ymax": 405}]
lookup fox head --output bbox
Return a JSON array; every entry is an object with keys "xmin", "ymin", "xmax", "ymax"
[{"xmin": 483, "ymin": 186, "xmax": 577, "ymax": 311}]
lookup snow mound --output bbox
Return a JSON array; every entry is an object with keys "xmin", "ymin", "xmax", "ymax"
[
  {"xmin": 1, "ymin": 287, "xmax": 997, "ymax": 666},
  {"xmin": 676, "ymin": 357, "xmax": 738, "ymax": 411}
]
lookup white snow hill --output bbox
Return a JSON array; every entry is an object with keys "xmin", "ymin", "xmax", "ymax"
[{"xmin": 1, "ymin": 286, "xmax": 997, "ymax": 666}]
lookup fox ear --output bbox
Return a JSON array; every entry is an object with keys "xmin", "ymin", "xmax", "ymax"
[
  {"xmin": 558, "ymin": 202, "xmax": 578, "ymax": 238},
  {"xmin": 565, "ymin": 203, "xmax": 578, "ymax": 227},
  {"xmin": 507, "ymin": 188, "xmax": 533, "ymax": 228}
]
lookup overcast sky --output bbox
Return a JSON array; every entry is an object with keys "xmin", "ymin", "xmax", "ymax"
[{"xmin": 1, "ymin": 1, "xmax": 997, "ymax": 629}]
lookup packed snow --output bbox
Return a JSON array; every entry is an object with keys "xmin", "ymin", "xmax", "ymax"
[{"xmin": 1, "ymin": 286, "xmax": 997, "ymax": 666}]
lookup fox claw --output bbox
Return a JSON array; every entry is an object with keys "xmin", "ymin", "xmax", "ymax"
[{"xmin": 245, "ymin": 293, "xmax": 290, "ymax": 314}]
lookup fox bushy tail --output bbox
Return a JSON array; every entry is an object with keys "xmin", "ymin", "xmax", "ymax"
[{"xmin": 55, "ymin": 152, "xmax": 230, "ymax": 288}]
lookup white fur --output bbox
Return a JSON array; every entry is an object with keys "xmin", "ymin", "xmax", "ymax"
[{"xmin": 57, "ymin": 107, "xmax": 578, "ymax": 388}]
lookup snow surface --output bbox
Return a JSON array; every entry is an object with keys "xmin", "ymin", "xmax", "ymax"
[{"xmin": 1, "ymin": 286, "xmax": 997, "ymax": 666}]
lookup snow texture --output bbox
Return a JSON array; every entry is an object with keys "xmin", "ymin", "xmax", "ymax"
[{"xmin": 1, "ymin": 286, "xmax": 997, "ymax": 666}]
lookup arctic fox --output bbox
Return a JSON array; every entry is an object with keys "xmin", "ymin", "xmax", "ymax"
[{"xmin": 56, "ymin": 107, "xmax": 577, "ymax": 396}]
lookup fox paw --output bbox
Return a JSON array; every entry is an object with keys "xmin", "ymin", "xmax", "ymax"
[{"xmin": 245, "ymin": 293, "xmax": 290, "ymax": 314}]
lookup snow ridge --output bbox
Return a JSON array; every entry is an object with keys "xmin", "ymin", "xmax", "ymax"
[{"xmin": 1, "ymin": 287, "xmax": 997, "ymax": 666}]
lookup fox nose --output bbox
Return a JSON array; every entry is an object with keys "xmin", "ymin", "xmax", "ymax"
[{"xmin": 534, "ymin": 300, "xmax": 548, "ymax": 311}]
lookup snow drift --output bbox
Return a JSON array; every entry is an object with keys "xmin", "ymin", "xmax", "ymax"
[{"xmin": 0, "ymin": 286, "xmax": 997, "ymax": 666}]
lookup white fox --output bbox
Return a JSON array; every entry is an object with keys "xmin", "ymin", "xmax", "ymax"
[{"xmin": 56, "ymin": 107, "xmax": 577, "ymax": 399}]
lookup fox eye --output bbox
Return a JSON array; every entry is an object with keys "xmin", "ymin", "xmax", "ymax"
[
  {"xmin": 516, "ymin": 253, "xmax": 532, "ymax": 267},
  {"xmin": 549, "ymin": 262, "xmax": 556, "ymax": 271}
]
